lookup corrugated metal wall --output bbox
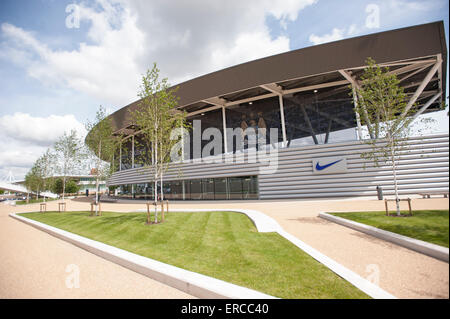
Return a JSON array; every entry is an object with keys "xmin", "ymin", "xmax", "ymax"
[{"xmin": 108, "ymin": 134, "xmax": 449, "ymax": 199}]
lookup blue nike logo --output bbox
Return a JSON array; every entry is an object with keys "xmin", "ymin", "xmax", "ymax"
[{"xmin": 315, "ymin": 159, "xmax": 342, "ymax": 171}]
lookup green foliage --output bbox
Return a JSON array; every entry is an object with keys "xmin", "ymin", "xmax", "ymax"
[
  {"xmin": 53, "ymin": 130, "xmax": 85, "ymax": 200},
  {"xmin": 85, "ymin": 105, "xmax": 120, "ymax": 178},
  {"xmin": 354, "ymin": 58, "xmax": 413, "ymax": 163},
  {"xmin": 65, "ymin": 180, "xmax": 80, "ymax": 194},
  {"xmin": 24, "ymin": 148, "xmax": 55, "ymax": 197},
  {"xmin": 0, "ymin": 189, "xmax": 4, "ymax": 194},
  {"xmin": 51, "ymin": 178, "xmax": 64, "ymax": 195},
  {"xmin": 131, "ymin": 63, "xmax": 188, "ymax": 168},
  {"xmin": 129, "ymin": 63, "xmax": 189, "ymax": 208},
  {"xmin": 352, "ymin": 58, "xmax": 436, "ymax": 215}
]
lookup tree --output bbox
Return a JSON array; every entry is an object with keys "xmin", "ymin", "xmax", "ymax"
[
  {"xmin": 352, "ymin": 58, "xmax": 434, "ymax": 216},
  {"xmin": 66, "ymin": 180, "xmax": 80, "ymax": 194},
  {"xmin": 54, "ymin": 130, "xmax": 84, "ymax": 204},
  {"xmin": 85, "ymin": 106, "xmax": 120, "ymax": 216},
  {"xmin": 24, "ymin": 168, "xmax": 42, "ymax": 199},
  {"xmin": 51, "ymin": 178, "xmax": 64, "ymax": 195},
  {"xmin": 33, "ymin": 149, "xmax": 55, "ymax": 203},
  {"xmin": 130, "ymin": 63, "xmax": 188, "ymax": 224}
]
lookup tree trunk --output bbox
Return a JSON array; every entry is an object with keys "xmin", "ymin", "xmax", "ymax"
[
  {"xmin": 95, "ymin": 141, "xmax": 101, "ymax": 216},
  {"xmin": 154, "ymin": 139, "xmax": 158, "ymax": 223},
  {"xmin": 62, "ymin": 176, "xmax": 66, "ymax": 203},
  {"xmin": 391, "ymin": 141, "xmax": 401, "ymax": 216}
]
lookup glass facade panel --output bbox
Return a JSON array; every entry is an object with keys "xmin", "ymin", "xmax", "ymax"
[
  {"xmin": 283, "ymin": 87, "xmax": 357, "ymax": 147},
  {"xmin": 190, "ymin": 179, "xmax": 202, "ymax": 200},
  {"xmin": 225, "ymin": 97, "xmax": 283, "ymax": 153},
  {"xmin": 228, "ymin": 177, "xmax": 243, "ymax": 200},
  {"xmin": 120, "ymin": 138, "xmax": 133, "ymax": 170},
  {"xmin": 242, "ymin": 176, "xmax": 258, "ymax": 199},
  {"xmin": 110, "ymin": 176, "xmax": 258, "ymax": 201},
  {"xmin": 134, "ymin": 183, "xmax": 154, "ymax": 200},
  {"xmin": 134, "ymin": 134, "xmax": 151, "ymax": 168},
  {"xmin": 187, "ymin": 109, "xmax": 224, "ymax": 160},
  {"xmin": 163, "ymin": 180, "xmax": 183, "ymax": 200},
  {"xmin": 202, "ymin": 178, "xmax": 215, "ymax": 200},
  {"xmin": 214, "ymin": 178, "xmax": 228, "ymax": 200}
]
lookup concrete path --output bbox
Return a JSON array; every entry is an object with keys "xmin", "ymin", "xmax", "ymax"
[
  {"xmin": 2, "ymin": 196, "xmax": 448, "ymax": 298},
  {"xmin": 0, "ymin": 202, "xmax": 193, "ymax": 299}
]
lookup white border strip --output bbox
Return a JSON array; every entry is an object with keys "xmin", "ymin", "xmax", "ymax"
[
  {"xmin": 136, "ymin": 208, "xmax": 395, "ymax": 298},
  {"xmin": 319, "ymin": 212, "xmax": 449, "ymax": 263},
  {"xmin": 9, "ymin": 212, "xmax": 275, "ymax": 299}
]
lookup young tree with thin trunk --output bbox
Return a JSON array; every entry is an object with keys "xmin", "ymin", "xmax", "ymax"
[
  {"xmin": 85, "ymin": 106, "xmax": 120, "ymax": 216},
  {"xmin": 24, "ymin": 167, "xmax": 42, "ymax": 200},
  {"xmin": 54, "ymin": 130, "xmax": 84, "ymax": 205},
  {"xmin": 33, "ymin": 148, "xmax": 55, "ymax": 203},
  {"xmin": 353, "ymin": 58, "xmax": 434, "ymax": 216},
  {"xmin": 130, "ymin": 63, "xmax": 188, "ymax": 224}
]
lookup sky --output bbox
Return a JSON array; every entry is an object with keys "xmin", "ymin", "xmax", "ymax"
[{"xmin": 0, "ymin": 0, "xmax": 449, "ymax": 180}]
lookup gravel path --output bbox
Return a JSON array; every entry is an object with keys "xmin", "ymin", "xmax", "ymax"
[
  {"xmin": 1, "ymin": 196, "xmax": 448, "ymax": 299},
  {"xmin": 0, "ymin": 201, "xmax": 193, "ymax": 299}
]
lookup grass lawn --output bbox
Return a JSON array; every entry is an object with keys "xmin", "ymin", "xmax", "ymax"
[
  {"xmin": 20, "ymin": 211, "xmax": 368, "ymax": 299},
  {"xmin": 331, "ymin": 210, "xmax": 449, "ymax": 248},
  {"xmin": 16, "ymin": 198, "xmax": 57, "ymax": 205}
]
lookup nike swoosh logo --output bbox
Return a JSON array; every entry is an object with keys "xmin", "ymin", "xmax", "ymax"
[{"xmin": 315, "ymin": 159, "xmax": 342, "ymax": 171}]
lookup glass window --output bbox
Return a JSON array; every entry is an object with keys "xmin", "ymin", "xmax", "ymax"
[
  {"xmin": 163, "ymin": 180, "xmax": 183, "ymax": 200},
  {"xmin": 242, "ymin": 176, "xmax": 258, "ymax": 199},
  {"xmin": 202, "ymin": 178, "xmax": 215, "ymax": 200},
  {"xmin": 190, "ymin": 179, "xmax": 202, "ymax": 200},
  {"xmin": 214, "ymin": 178, "xmax": 228, "ymax": 200},
  {"xmin": 119, "ymin": 184, "xmax": 132, "ymax": 199},
  {"xmin": 228, "ymin": 177, "xmax": 243, "ymax": 200},
  {"xmin": 187, "ymin": 108, "xmax": 224, "ymax": 160},
  {"xmin": 134, "ymin": 183, "xmax": 153, "ymax": 200},
  {"xmin": 226, "ymin": 97, "xmax": 283, "ymax": 153},
  {"xmin": 120, "ymin": 138, "xmax": 133, "ymax": 170},
  {"xmin": 183, "ymin": 180, "xmax": 190, "ymax": 200},
  {"xmin": 134, "ymin": 134, "xmax": 151, "ymax": 168},
  {"xmin": 283, "ymin": 87, "xmax": 357, "ymax": 147}
]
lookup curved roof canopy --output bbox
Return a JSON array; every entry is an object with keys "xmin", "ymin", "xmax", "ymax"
[{"xmin": 107, "ymin": 21, "xmax": 447, "ymax": 135}]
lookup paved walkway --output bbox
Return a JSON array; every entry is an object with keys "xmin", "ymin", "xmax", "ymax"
[
  {"xmin": 0, "ymin": 202, "xmax": 193, "ymax": 299},
  {"xmin": 1, "ymin": 196, "xmax": 448, "ymax": 298}
]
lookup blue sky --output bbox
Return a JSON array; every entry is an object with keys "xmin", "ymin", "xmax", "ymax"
[{"xmin": 0, "ymin": 0, "xmax": 448, "ymax": 179}]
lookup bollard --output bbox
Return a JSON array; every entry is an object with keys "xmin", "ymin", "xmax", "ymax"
[{"xmin": 376, "ymin": 186, "xmax": 383, "ymax": 200}]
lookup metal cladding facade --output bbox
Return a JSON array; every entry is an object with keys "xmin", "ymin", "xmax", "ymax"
[
  {"xmin": 108, "ymin": 134, "xmax": 449, "ymax": 198},
  {"xmin": 102, "ymin": 21, "xmax": 448, "ymax": 199}
]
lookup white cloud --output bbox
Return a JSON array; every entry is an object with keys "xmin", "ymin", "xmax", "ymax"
[
  {"xmin": 211, "ymin": 32, "xmax": 290, "ymax": 71},
  {"xmin": 1, "ymin": 3, "xmax": 145, "ymax": 107},
  {"xmin": 309, "ymin": 27, "xmax": 345, "ymax": 45},
  {"xmin": 1, "ymin": 0, "xmax": 316, "ymax": 107},
  {"xmin": 0, "ymin": 113, "xmax": 86, "ymax": 179},
  {"xmin": 0, "ymin": 0, "xmax": 318, "ymax": 179}
]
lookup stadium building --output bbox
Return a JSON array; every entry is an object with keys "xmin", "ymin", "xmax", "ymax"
[{"xmin": 100, "ymin": 21, "xmax": 448, "ymax": 200}]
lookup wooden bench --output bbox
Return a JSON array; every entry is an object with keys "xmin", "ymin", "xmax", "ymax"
[
  {"xmin": 384, "ymin": 198, "xmax": 412, "ymax": 216},
  {"xmin": 40, "ymin": 203, "xmax": 47, "ymax": 213},
  {"xmin": 58, "ymin": 202, "xmax": 66, "ymax": 212},
  {"xmin": 418, "ymin": 192, "xmax": 449, "ymax": 199}
]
